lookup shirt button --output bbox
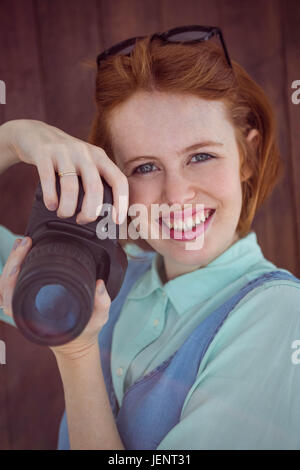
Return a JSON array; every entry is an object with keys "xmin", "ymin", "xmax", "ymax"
[
  {"xmin": 153, "ymin": 318, "xmax": 160, "ymax": 327},
  {"xmin": 116, "ymin": 367, "xmax": 123, "ymax": 377},
  {"xmin": 161, "ymin": 291, "xmax": 166, "ymax": 297}
]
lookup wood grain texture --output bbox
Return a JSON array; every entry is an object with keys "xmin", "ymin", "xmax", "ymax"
[
  {"xmin": 0, "ymin": 324, "xmax": 10, "ymax": 449},
  {"xmin": 0, "ymin": 323, "xmax": 64, "ymax": 449},
  {"xmin": 0, "ymin": 0, "xmax": 44, "ymax": 234},
  {"xmin": 33, "ymin": 0, "xmax": 101, "ymax": 137},
  {"xmin": 0, "ymin": 0, "xmax": 299, "ymax": 450}
]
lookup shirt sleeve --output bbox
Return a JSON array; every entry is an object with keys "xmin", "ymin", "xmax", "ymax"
[
  {"xmin": 156, "ymin": 282, "xmax": 300, "ymax": 450},
  {"xmin": 0, "ymin": 224, "xmax": 23, "ymax": 327}
]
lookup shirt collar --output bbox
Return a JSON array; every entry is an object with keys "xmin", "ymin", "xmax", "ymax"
[{"xmin": 127, "ymin": 231, "xmax": 265, "ymax": 315}]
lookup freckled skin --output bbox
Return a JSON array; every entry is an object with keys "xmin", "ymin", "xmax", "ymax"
[{"xmin": 109, "ymin": 91, "xmax": 255, "ymax": 281}]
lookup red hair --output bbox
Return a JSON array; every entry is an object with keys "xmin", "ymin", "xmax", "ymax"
[{"xmin": 86, "ymin": 36, "xmax": 284, "ymax": 253}]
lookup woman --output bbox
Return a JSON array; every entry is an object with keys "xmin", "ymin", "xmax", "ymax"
[{"xmin": 0, "ymin": 26, "xmax": 300, "ymax": 450}]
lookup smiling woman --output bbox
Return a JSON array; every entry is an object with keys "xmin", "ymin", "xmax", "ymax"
[
  {"xmin": 81, "ymin": 31, "xmax": 300, "ymax": 450},
  {"xmin": 0, "ymin": 26, "xmax": 300, "ymax": 451}
]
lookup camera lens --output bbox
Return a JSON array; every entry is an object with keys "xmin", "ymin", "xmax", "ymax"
[
  {"xmin": 12, "ymin": 236, "xmax": 101, "ymax": 346},
  {"xmin": 22, "ymin": 283, "xmax": 81, "ymax": 337}
]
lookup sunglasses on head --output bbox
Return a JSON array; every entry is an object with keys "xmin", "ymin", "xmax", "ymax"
[{"xmin": 96, "ymin": 24, "xmax": 233, "ymax": 70}]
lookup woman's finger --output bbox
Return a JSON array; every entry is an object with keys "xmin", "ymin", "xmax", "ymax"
[
  {"xmin": 1, "ymin": 237, "xmax": 32, "ymax": 317},
  {"xmin": 2, "ymin": 265, "xmax": 21, "ymax": 317},
  {"xmin": 0, "ymin": 238, "xmax": 22, "ymax": 283},
  {"xmin": 53, "ymin": 146, "xmax": 79, "ymax": 219},
  {"xmin": 1, "ymin": 237, "xmax": 31, "ymax": 283},
  {"xmin": 89, "ymin": 146, "xmax": 129, "ymax": 224},
  {"xmin": 37, "ymin": 157, "xmax": 58, "ymax": 211},
  {"xmin": 73, "ymin": 146, "xmax": 104, "ymax": 224},
  {"xmin": 0, "ymin": 274, "xmax": 4, "ymax": 308},
  {"xmin": 91, "ymin": 279, "xmax": 111, "ymax": 329},
  {"xmin": 57, "ymin": 173, "xmax": 79, "ymax": 219}
]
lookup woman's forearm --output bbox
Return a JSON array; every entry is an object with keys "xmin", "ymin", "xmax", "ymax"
[
  {"xmin": 54, "ymin": 343, "xmax": 125, "ymax": 450},
  {"xmin": 0, "ymin": 120, "xmax": 20, "ymax": 174}
]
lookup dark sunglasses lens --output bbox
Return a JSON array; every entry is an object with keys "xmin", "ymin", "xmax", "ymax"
[
  {"xmin": 167, "ymin": 30, "xmax": 209, "ymax": 42},
  {"xmin": 109, "ymin": 31, "xmax": 210, "ymax": 58},
  {"xmin": 116, "ymin": 31, "xmax": 210, "ymax": 56}
]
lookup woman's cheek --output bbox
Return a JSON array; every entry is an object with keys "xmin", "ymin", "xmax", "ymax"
[
  {"xmin": 128, "ymin": 179, "xmax": 156, "ymax": 207},
  {"xmin": 212, "ymin": 166, "xmax": 242, "ymax": 202},
  {"xmin": 127, "ymin": 181, "xmax": 153, "ymax": 234}
]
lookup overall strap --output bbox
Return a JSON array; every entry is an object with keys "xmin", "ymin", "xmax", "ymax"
[
  {"xmin": 115, "ymin": 270, "xmax": 300, "ymax": 450},
  {"xmin": 98, "ymin": 253, "xmax": 155, "ymax": 416}
]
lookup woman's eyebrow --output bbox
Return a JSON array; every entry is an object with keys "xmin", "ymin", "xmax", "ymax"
[{"xmin": 123, "ymin": 140, "xmax": 223, "ymax": 170}]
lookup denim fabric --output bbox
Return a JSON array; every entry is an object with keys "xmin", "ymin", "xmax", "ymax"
[{"xmin": 57, "ymin": 266, "xmax": 300, "ymax": 450}]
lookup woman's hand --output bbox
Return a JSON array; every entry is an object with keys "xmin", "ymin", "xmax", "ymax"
[
  {"xmin": 1, "ymin": 119, "xmax": 128, "ymax": 225},
  {"xmin": 0, "ymin": 236, "xmax": 111, "ymax": 360}
]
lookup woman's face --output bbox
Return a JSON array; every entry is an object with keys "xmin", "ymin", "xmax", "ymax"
[{"xmin": 109, "ymin": 91, "xmax": 253, "ymax": 281}]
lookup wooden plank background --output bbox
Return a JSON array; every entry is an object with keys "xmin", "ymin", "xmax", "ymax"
[{"xmin": 0, "ymin": 0, "xmax": 299, "ymax": 449}]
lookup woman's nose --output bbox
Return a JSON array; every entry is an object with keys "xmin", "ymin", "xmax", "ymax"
[{"xmin": 162, "ymin": 172, "xmax": 197, "ymax": 206}]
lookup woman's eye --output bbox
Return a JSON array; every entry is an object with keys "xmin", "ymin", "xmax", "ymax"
[
  {"xmin": 190, "ymin": 153, "xmax": 214, "ymax": 163},
  {"xmin": 132, "ymin": 163, "xmax": 157, "ymax": 175},
  {"xmin": 132, "ymin": 153, "xmax": 214, "ymax": 175}
]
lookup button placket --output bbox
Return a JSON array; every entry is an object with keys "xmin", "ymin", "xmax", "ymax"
[
  {"xmin": 150, "ymin": 293, "xmax": 168, "ymax": 331},
  {"xmin": 112, "ymin": 291, "xmax": 168, "ymax": 403}
]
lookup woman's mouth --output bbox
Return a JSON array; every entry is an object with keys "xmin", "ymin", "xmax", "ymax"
[{"xmin": 159, "ymin": 209, "xmax": 216, "ymax": 241}]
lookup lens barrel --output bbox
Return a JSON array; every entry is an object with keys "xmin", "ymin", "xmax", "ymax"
[{"xmin": 12, "ymin": 236, "xmax": 98, "ymax": 346}]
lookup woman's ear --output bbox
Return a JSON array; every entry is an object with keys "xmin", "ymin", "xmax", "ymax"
[
  {"xmin": 240, "ymin": 129, "xmax": 260, "ymax": 182},
  {"xmin": 247, "ymin": 128, "xmax": 260, "ymax": 146}
]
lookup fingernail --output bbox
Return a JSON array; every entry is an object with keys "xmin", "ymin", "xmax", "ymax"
[
  {"xmin": 48, "ymin": 203, "xmax": 57, "ymax": 211},
  {"xmin": 97, "ymin": 281, "xmax": 105, "ymax": 295},
  {"xmin": 10, "ymin": 265, "xmax": 19, "ymax": 277},
  {"xmin": 20, "ymin": 237, "xmax": 28, "ymax": 247},
  {"xmin": 12, "ymin": 239, "xmax": 22, "ymax": 251}
]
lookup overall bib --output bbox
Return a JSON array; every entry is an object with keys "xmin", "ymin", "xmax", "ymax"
[{"xmin": 57, "ymin": 255, "xmax": 300, "ymax": 450}]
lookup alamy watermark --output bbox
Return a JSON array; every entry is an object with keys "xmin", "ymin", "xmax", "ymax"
[
  {"xmin": 0, "ymin": 340, "xmax": 6, "ymax": 365},
  {"xmin": 291, "ymin": 340, "xmax": 300, "ymax": 365},
  {"xmin": 0, "ymin": 80, "xmax": 6, "ymax": 104},
  {"xmin": 291, "ymin": 80, "xmax": 300, "ymax": 105},
  {"xmin": 96, "ymin": 200, "xmax": 208, "ymax": 251}
]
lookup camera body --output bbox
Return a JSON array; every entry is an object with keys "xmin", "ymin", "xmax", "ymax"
[{"xmin": 12, "ymin": 174, "xmax": 128, "ymax": 346}]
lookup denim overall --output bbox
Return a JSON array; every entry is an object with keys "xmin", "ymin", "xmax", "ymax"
[{"xmin": 57, "ymin": 254, "xmax": 300, "ymax": 450}]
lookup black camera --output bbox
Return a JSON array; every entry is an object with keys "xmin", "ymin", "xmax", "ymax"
[{"xmin": 11, "ymin": 174, "xmax": 128, "ymax": 346}]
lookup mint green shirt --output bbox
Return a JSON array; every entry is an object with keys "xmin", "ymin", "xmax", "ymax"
[
  {"xmin": 1, "ymin": 224, "xmax": 300, "ymax": 449},
  {"xmin": 112, "ymin": 232, "xmax": 300, "ymax": 449}
]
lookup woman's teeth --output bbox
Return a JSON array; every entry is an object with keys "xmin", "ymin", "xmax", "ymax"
[{"xmin": 163, "ymin": 210, "xmax": 213, "ymax": 231}]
